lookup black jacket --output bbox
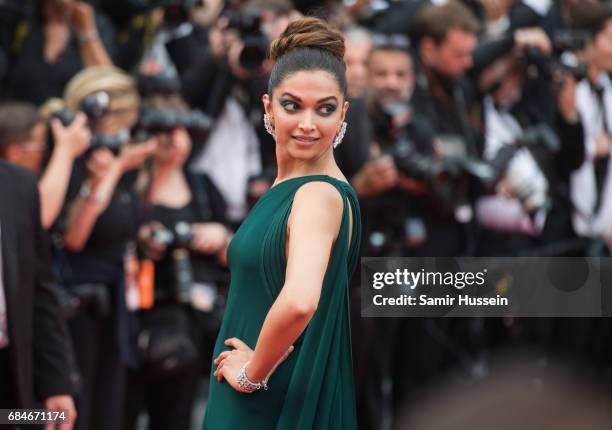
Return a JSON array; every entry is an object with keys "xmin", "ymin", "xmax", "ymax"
[{"xmin": 0, "ymin": 161, "xmax": 73, "ymax": 407}]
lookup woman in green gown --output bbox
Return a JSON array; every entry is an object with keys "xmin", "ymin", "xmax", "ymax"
[{"xmin": 202, "ymin": 17, "xmax": 362, "ymax": 430}]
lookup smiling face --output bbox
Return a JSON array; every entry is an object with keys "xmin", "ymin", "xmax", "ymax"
[{"xmin": 263, "ymin": 70, "xmax": 349, "ymax": 163}]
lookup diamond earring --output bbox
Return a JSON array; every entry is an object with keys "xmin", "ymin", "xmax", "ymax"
[
  {"xmin": 333, "ymin": 122, "xmax": 347, "ymax": 149},
  {"xmin": 263, "ymin": 114, "xmax": 276, "ymax": 139}
]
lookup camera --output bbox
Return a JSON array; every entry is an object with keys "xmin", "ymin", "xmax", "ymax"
[
  {"xmin": 135, "ymin": 105, "xmax": 213, "ymax": 141},
  {"xmin": 50, "ymin": 92, "xmax": 130, "ymax": 155},
  {"xmin": 57, "ymin": 283, "xmax": 112, "ymax": 320},
  {"xmin": 223, "ymin": 9, "xmax": 269, "ymax": 71},
  {"xmin": 377, "ymin": 101, "xmax": 496, "ymax": 214},
  {"xmin": 392, "ymin": 137, "xmax": 496, "ymax": 187},
  {"xmin": 487, "ymin": 124, "xmax": 560, "ymax": 216},
  {"xmin": 552, "ymin": 30, "xmax": 589, "ymax": 54},
  {"xmin": 150, "ymin": 222, "xmax": 195, "ymax": 302},
  {"xmin": 523, "ymin": 30, "xmax": 590, "ymax": 82},
  {"xmin": 389, "ymin": 114, "xmax": 557, "ymax": 218}
]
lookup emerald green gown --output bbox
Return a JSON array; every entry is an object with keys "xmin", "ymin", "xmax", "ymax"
[{"xmin": 202, "ymin": 175, "xmax": 361, "ymax": 430}]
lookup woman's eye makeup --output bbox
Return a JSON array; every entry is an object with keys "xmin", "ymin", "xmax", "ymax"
[
  {"xmin": 319, "ymin": 104, "xmax": 337, "ymax": 115},
  {"xmin": 280, "ymin": 99, "xmax": 299, "ymax": 111},
  {"xmin": 279, "ymin": 99, "xmax": 337, "ymax": 116}
]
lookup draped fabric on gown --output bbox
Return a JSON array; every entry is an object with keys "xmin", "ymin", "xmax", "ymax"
[{"xmin": 203, "ymin": 175, "xmax": 361, "ymax": 430}]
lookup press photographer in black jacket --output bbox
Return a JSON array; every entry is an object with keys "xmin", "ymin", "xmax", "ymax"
[{"xmin": 0, "ymin": 160, "xmax": 77, "ymax": 429}]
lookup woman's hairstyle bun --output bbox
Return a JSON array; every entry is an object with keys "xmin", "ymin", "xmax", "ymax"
[
  {"xmin": 269, "ymin": 17, "xmax": 345, "ymax": 63},
  {"xmin": 268, "ymin": 17, "xmax": 348, "ymax": 96}
]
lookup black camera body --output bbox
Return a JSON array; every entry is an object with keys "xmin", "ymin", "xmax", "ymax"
[
  {"xmin": 57, "ymin": 283, "xmax": 112, "ymax": 320},
  {"xmin": 151, "ymin": 222, "xmax": 195, "ymax": 303},
  {"xmin": 151, "ymin": 221, "xmax": 194, "ymax": 249},
  {"xmin": 374, "ymin": 101, "xmax": 494, "ymax": 214},
  {"xmin": 391, "ymin": 136, "xmax": 496, "ymax": 188},
  {"xmin": 49, "ymin": 92, "xmax": 129, "ymax": 155},
  {"xmin": 224, "ymin": 9, "xmax": 269, "ymax": 71},
  {"xmin": 135, "ymin": 106, "xmax": 212, "ymax": 141},
  {"xmin": 524, "ymin": 30, "xmax": 590, "ymax": 82}
]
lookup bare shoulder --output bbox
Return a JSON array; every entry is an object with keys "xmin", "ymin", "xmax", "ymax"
[
  {"xmin": 290, "ymin": 181, "xmax": 344, "ymax": 231},
  {"xmin": 293, "ymin": 181, "xmax": 344, "ymax": 212}
]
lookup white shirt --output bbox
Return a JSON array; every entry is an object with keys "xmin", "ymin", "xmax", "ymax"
[
  {"xmin": 476, "ymin": 97, "xmax": 547, "ymax": 235},
  {"xmin": 571, "ymin": 73, "xmax": 612, "ymax": 238},
  {"xmin": 190, "ymin": 97, "xmax": 262, "ymax": 222},
  {"xmin": 0, "ymin": 225, "xmax": 9, "ymax": 348},
  {"xmin": 522, "ymin": 0, "xmax": 552, "ymax": 16}
]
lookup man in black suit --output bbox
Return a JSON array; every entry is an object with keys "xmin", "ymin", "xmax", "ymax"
[{"xmin": 0, "ymin": 159, "xmax": 76, "ymax": 429}]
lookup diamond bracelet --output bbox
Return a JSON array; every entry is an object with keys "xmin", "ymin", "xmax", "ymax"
[{"xmin": 237, "ymin": 362, "xmax": 269, "ymax": 393}]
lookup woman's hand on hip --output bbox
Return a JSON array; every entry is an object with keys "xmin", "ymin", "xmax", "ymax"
[{"xmin": 213, "ymin": 337, "xmax": 293, "ymax": 393}]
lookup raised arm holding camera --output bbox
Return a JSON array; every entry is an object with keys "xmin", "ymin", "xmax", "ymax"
[
  {"xmin": 51, "ymin": 66, "xmax": 156, "ymax": 430},
  {"xmin": 0, "ymin": 100, "xmax": 91, "ymax": 229}
]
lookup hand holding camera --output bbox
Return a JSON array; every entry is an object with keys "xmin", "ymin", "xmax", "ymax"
[
  {"xmin": 83, "ymin": 147, "xmax": 121, "ymax": 212},
  {"xmin": 118, "ymin": 138, "xmax": 158, "ymax": 173},
  {"xmin": 139, "ymin": 221, "xmax": 169, "ymax": 261},
  {"xmin": 514, "ymin": 27, "xmax": 552, "ymax": 56},
  {"xmin": 190, "ymin": 223, "xmax": 230, "ymax": 255},
  {"xmin": 353, "ymin": 154, "xmax": 399, "ymax": 198},
  {"xmin": 50, "ymin": 111, "xmax": 91, "ymax": 159}
]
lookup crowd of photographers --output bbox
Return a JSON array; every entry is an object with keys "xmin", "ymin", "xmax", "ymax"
[{"xmin": 1, "ymin": 0, "xmax": 612, "ymax": 429}]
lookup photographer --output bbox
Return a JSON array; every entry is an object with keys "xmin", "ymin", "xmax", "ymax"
[
  {"xmin": 352, "ymin": 35, "xmax": 440, "ymax": 256},
  {"xmin": 410, "ymin": 1, "xmax": 484, "ymax": 256},
  {"xmin": 54, "ymin": 66, "xmax": 156, "ymax": 430},
  {"xmin": 408, "ymin": 1, "xmax": 563, "ymax": 255},
  {"xmin": 349, "ymin": 36, "xmax": 449, "ymax": 430},
  {"xmin": 2, "ymin": 0, "xmax": 116, "ymax": 105},
  {"xmin": 179, "ymin": 1, "xmax": 303, "ymax": 223},
  {"xmin": 123, "ymin": 92, "xmax": 231, "ymax": 430},
  {"xmin": 476, "ymin": 47, "xmax": 585, "ymax": 256},
  {"xmin": 0, "ymin": 160, "xmax": 77, "ymax": 430},
  {"xmin": 570, "ymin": 3, "xmax": 612, "ymax": 252},
  {"xmin": 0, "ymin": 100, "xmax": 91, "ymax": 228}
]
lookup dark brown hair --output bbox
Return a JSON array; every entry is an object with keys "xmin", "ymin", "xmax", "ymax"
[
  {"xmin": 415, "ymin": 1, "xmax": 480, "ymax": 44},
  {"xmin": 0, "ymin": 101, "xmax": 41, "ymax": 154},
  {"xmin": 572, "ymin": 3, "xmax": 612, "ymax": 40},
  {"xmin": 268, "ymin": 17, "xmax": 347, "ymax": 96}
]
